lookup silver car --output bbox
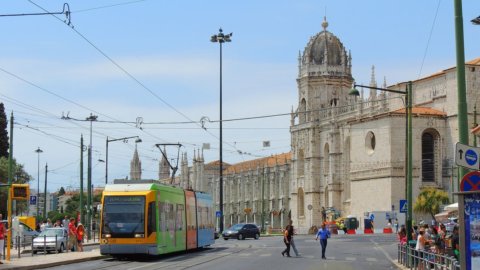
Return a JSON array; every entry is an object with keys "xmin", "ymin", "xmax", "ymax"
[{"xmin": 32, "ymin": 227, "xmax": 68, "ymax": 254}]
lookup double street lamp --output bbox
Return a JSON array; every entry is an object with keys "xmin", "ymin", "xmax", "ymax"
[
  {"xmin": 105, "ymin": 136, "xmax": 142, "ymax": 184},
  {"xmin": 211, "ymin": 28, "xmax": 232, "ymax": 234},
  {"xmin": 349, "ymin": 81, "xmax": 413, "ymax": 241}
]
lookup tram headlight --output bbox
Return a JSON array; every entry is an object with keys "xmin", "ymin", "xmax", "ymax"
[
  {"xmin": 134, "ymin": 234, "xmax": 144, "ymax": 238},
  {"xmin": 102, "ymin": 234, "xmax": 111, "ymax": 238}
]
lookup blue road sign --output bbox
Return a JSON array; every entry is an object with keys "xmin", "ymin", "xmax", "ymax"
[
  {"xmin": 400, "ymin": 199, "xmax": 407, "ymax": 213},
  {"xmin": 465, "ymin": 149, "xmax": 478, "ymax": 166},
  {"xmin": 369, "ymin": 213, "xmax": 375, "ymax": 221},
  {"xmin": 29, "ymin": 195, "xmax": 37, "ymax": 205},
  {"xmin": 216, "ymin": 211, "xmax": 222, "ymax": 218}
]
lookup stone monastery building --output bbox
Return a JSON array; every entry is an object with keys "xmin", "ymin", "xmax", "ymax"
[{"xmin": 133, "ymin": 18, "xmax": 480, "ymax": 233}]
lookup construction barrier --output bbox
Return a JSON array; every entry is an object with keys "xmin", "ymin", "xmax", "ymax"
[
  {"xmin": 383, "ymin": 227, "xmax": 393, "ymax": 234},
  {"xmin": 364, "ymin": 228, "xmax": 374, "ymax": 234}
]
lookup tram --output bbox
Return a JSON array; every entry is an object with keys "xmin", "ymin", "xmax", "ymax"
[{"xmin": 99, "ymin": 180, "xmax": 215, "ymax": 256}]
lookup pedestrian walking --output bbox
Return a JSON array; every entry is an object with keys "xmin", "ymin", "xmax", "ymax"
[
  {"xmin": 76, "ymin": 223, "xmax": 85, "ymax": 252},
  {"xmin": 0, "ymin": 214, "xmax": 7, "ymax": 264},
  {"xmin": 315, "ymin": 223, "xmax": 331, "ymax": 259},
  {"xmin": 62, "ymin": 216, "xmax": 69, "ymax": 228},
  {"xmin": 321, "ymin": 207, "xmax": 327, "ymax": 222},
  {"xmin": 287, "ymin": 220, "xmax": 300, "ymax": 256},
  {"xmin": 67, "ymin": 218, "xmax": 77, "ymax": 251},
  {"xmin": 281, "ymin": 224, "xmax": 292, "ymax": 257},
  {"xmin": 394, "ymin": 219, "xmax": 399, "ymax": 233}
]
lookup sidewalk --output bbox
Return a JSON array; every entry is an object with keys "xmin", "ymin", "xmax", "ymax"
[{"xmin": 1, "ymin": 241, "xmax": 106, "ymax": 270}]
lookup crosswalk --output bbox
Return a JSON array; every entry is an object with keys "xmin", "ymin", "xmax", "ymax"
[{"xmin": 222, "ymin": 252, "xmax": 379, "ymax": 262}]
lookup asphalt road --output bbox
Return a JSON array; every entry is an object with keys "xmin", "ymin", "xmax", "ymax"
[{"xmin": 44, "ymin": 234, "xmax": 401, "ymax": 270}]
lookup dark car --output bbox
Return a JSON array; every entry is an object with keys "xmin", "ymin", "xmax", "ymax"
[{"xmin": 222, "ymin": 223, "xmax": 260, "ymax": 240}]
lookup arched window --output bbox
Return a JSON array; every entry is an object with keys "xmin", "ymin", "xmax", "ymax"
[
  {"xmin": 299, "ymin": 99, "xmax": 307, "ymax": 124},
  {"xmin": 421, "ymin": 130, "xmax": 440, "ymax": 183},
  {"xmin": 297, "ymin": 188, "xmax": 305, "ymax": 217},
  {"xmin": 324, "ymin": 143, "xmax": 330, "ymax": 176},
  {"xmin": 297, "ymin": 149, "xmax": 305, "ymax": 176}
]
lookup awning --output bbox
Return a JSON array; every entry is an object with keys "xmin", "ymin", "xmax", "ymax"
[
  {"xmin": 435, "ymin": 209, "xmax": 457, "ymax": 223},
  {"xmin": 444, "ymin": 202, "xmax": 458, "ymax": 211}
]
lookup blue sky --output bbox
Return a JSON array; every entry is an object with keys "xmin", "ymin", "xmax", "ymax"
[{"xmin": 0, "ymin": 0, "xmax": 479, "ymax": 192}]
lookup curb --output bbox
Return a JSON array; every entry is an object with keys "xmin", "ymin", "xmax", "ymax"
[{"xmin": 1, "ymin": 255, "xmax": 109, "ymax": 270}]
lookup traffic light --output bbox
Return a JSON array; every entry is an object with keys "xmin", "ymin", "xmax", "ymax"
[{"xmin": 11, "ymin": 184, "xmax": 30, "ymax": 200}]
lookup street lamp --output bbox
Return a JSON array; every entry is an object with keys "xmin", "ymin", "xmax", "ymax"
[
  {"xmin": 34, "ymin": 147, "xmax": 43, "ymax": 217},
  {"xmin": 105, "ymin": 136, "xmax": 141, "ymax": 184},
  {"xmin": 349, "ymin": 81, "xmax": 413, "ymax": 241},
  {"xmin": 86, "ymin": 113, "xmax": 97, "ymax": 240},
  {"xmin": 211, "ymin": 28, "xmax": 232, "ymax": 234}
]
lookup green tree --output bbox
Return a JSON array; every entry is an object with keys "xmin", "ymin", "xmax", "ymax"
[
  {"xmin": 58, "ymin": 187, "xmax": 66, "ymax": 196},
  {"xmin": 413, "ymin": 188, "xmax": 450, "ymax": 220},
  {"xmin": 0, "ymin": 157, "xmax": 32, "ymax": 216},
  {"xmin": 0, "ymin": 103, "xmax": 9, "ymax": 159}
]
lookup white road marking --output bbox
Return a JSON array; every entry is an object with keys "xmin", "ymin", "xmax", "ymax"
[
  {"xmin": 366, "ymin": 257, "xmax": 378, "ymax": 262},
  {"xmin": 260, "ymin": 253, "xmax": 271, "ymax": 257},
  {"xmin": 345, "ymin": 257, "xmax": 356, "ymax": 261},
  {"xmin": 127, "ymin": 263, "xmax": 158, "ymax": 270}
]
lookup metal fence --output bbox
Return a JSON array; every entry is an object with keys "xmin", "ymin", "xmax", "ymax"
[{"xmin": 398, "ymin": 244, "xmax": 460, "ymax": 270}]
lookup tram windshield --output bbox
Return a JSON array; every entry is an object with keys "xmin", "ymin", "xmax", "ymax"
[{"xmin": 102, "ymin": 196, "xmax": 145, "ymax": 237}]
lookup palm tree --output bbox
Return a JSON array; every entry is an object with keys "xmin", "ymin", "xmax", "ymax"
[{"xmin": 413, "ymin": 188, "xmax": 450, "ymax": 220}]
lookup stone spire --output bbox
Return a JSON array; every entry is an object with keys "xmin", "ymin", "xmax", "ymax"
[
  {"xmin": 130, "ymin": 144, "xmax": 142, "ymax": 180},
  {"xmin": 369, "ymin": 65, "xmax": 377, "ymax": 100},
  {"xmin": 158, "ymin": 147, "xmax": 170, "ymax": 180}
]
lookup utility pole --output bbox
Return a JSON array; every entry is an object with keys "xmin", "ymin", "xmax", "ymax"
[
  {"xmin": 35, "ymin": 147, "xmax": 43, "ymax": 218},
  {"xmin": 86, "ymin": 114, "xmax": 97, "ymax": 240},
  {"xmin": 80, "ymin": 135, "xmax": 84, "ymax": 225},
  {"xmin": 261, "ymin": 167, "xmax": 265, "ymax": 234},
  {"xmin": 44, "ymin": 164, "xmax": 48, "ymax": 219},
  {"xmin": 6, "ymin": 112, "xmax": 13, "ymax": 261}
]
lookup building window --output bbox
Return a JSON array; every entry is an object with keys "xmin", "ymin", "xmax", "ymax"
[
  {"xmin": 299, "ymin": 99, "xmax": 307, "ymax": 124},
  {"xmin": 297, "ymin": 149, "xmax": 305, "ymax": 176},
  {"xmin": 422, "ymin": 132, "xmax": 436, "ymax": 182},
  {"xmin": 324, "ymin": 144, "xmax": 330, "ymax": 176},
  {"xmin": 297, "ymin": 188, "xmax": 305, "ymax": 218},
  {"xmin": 365, "ymin": 131, "xmax": 375, "ymax": 155}
]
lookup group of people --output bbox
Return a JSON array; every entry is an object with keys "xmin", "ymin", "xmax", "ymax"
[
  {"xmin": 398, "ymin": 222, "xmax": 460, "ymax": 269},
  {"xmin": 281, "ymin": 220, "xmax": 331, "ymax": 259}
]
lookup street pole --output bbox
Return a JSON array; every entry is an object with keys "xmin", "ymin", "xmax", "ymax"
[
  {"xmin": 211, "ymin": 28, "xmax": 232, "ymax": 233},
  {"xmin": 86, "ymin": 114, "xmax": 97, "ymax": 240},
  {"xmin": 35, "ymin": 147, "xmax": 43, "ymax": 218},
  {"xmin": 454, "ymin": 1, "xmax": 468, "ymax": 268},
  {"xmin": 406, "ymin": 81, "xmax": 413, "ymax": 242},
  {"xmin": 80, "ymin": 135, "xmax": 84, "ymax": 225},
  {"xmin": 261, "ymin": 167, "xmax": 265, "ymax": 234},
  {"xmin": 106, "ymin": 136, "xmax": 108, "ymax": 185},
  {"xmin": 44, "ymin": 163, "xmax": 48, "ymax": 219},
  {"xmin": 6, "ymin": 112, "xmax": 13, "ymax": 261}
]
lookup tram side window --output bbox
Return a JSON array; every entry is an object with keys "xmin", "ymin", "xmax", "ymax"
[
  {"xmin": 176, "ymin": 204, "xmax": 184, "ymax": 231},
  {"xmin": 148, "ymin": 202, "xmax": 156, "ymax": 236}
]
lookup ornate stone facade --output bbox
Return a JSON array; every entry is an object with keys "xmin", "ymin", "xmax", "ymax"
[{"xmin": 129, "ymin": 18, "xmax": 480, "ymax": 234}]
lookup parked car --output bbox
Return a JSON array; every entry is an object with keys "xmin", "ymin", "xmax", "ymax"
[
  {"xmin": 32, "ymin": 227, "xmax": 68, "ymax": 254},
  {"xmin": 1, "ymin": 220, "xmax": 39, "ymax": 246},
  {"xmin": 222, "ymin": 223, "xmax": 260, "ymax": 240}
]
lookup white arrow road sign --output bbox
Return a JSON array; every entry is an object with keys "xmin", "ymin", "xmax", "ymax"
[{"xmin": 455, "ymin": 142, "xmax": 480, "ymax": 170}]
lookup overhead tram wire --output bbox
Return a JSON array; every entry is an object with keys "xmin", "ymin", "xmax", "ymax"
[
  {"xmin": 27, "ymin": 1, "xmax": 248, "ymax": 157},
  {"xmin": 71, "ymin": 0, "xmax": 150, "ymax": 13},
  {"xmin": 417, "ymin": 0, "xmax": 442, "ymax": 79}
]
